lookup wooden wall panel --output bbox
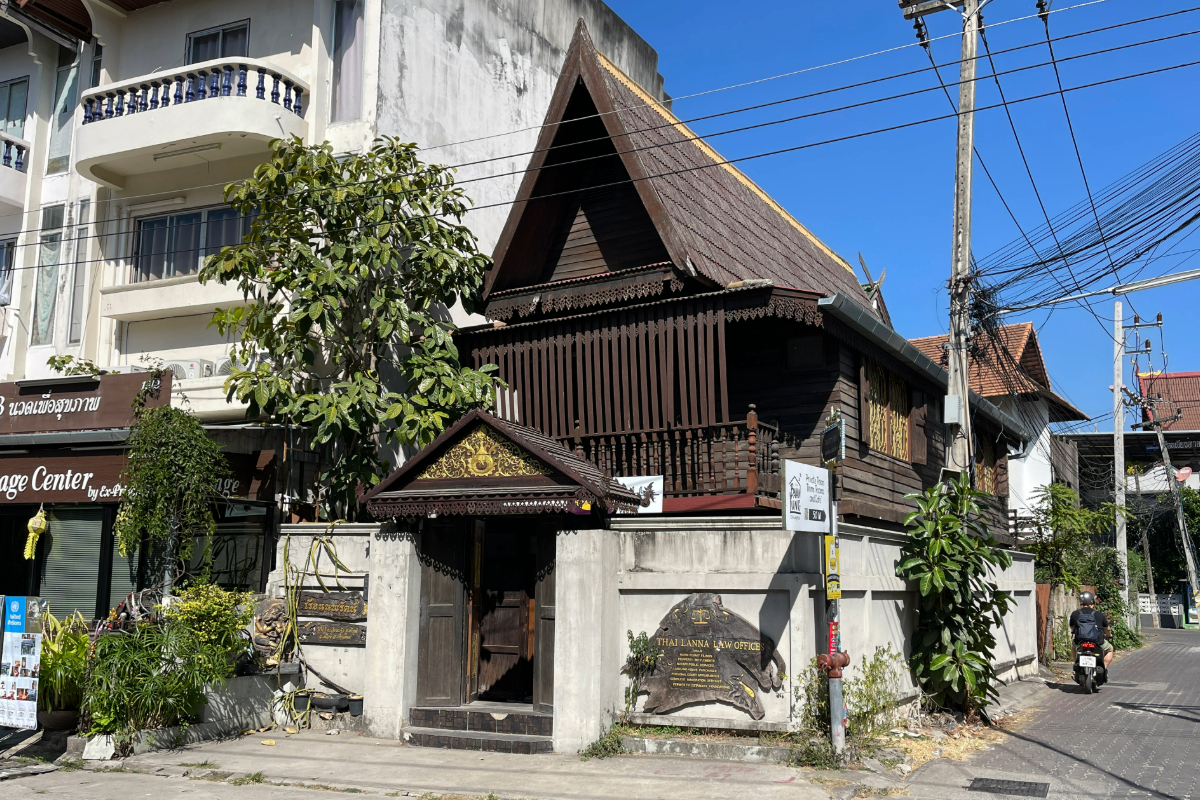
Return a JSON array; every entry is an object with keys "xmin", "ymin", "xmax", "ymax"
[{"xmin": 466, "ymin": 300, "xmax": 730, "ymax": 438}]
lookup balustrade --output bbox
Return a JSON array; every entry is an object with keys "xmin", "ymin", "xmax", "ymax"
[
  {"xmin": 80, "ymin": 57, "xmax": 308, "ymax": 125},
  {"xmin": 558, "ymin": 405, "xmax": 795, "ymax": 499},
  {"xmin": 0, "ymin": 134, "xmax": 28, "ymax": 173}
]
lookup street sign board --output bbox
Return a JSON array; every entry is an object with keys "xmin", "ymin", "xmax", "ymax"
[
  {"xmin": 783, "ymin": 460, "xmax": 831, "ymax": 533},
  {"xmin": 821, "ymin": 419, "xmax": 845, "ymax": 465},
  {"xmin": 1177, "ymin": 467, "xmax": 1193, "ymax": 482}
]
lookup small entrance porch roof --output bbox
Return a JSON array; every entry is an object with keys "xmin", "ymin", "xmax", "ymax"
[{"xmin": 363, "ymin": 409, "xmax": 642, "ymax": 518}]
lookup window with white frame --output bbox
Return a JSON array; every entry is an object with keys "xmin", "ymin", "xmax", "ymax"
[
  {"xmin": 68, "ymin": 200, "xmax": 90, "ymax": 343},
  {"xmin": 0, "ymin": 238, "xmax": 16, "ymax": 307},
  {"xmin": 0, "ymin": 77, "xmax": 28, "ymax": 139},
  {"xmin": 187, "ymin": 21, "xmax": 249, "ymax": 64},
  {"xmin": 133, "ymin": 206, "xmax": 252, "ymax": 283},
  {"xmin": 331, "ymin": 0, "xmax": 364, "ymax": 122}
]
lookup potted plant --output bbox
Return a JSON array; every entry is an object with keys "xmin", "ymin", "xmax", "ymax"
[{"xmin": 37, "ymin": 611, "xmax": 90, "ymax": 730}]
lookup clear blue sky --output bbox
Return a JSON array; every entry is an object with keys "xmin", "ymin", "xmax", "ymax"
[{"xmin": 604, "ymin": 0, "xmax": 1200, "ymax": 430}]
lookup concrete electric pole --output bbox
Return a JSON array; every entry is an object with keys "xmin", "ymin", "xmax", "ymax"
[
  {"xmin": 900, "ymin": 0, "xmax": 980, "ymax": 473},
  {"xmin": 1113, "ymin": 302, "xmax": 1127, "ymax": 597}
]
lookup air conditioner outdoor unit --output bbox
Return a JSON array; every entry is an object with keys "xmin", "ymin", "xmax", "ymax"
[
  {"xmin": 102, "ymin": 364, "xmax": 150, "ymax": 375},
  {"xmin": 164, "ymin": 359, "xmax": 215, "ymax": 381}
]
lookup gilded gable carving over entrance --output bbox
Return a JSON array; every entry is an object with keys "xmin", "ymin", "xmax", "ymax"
[{"xmin": 417, "ymin": 425, "xmax": 553, "ymax": 480}]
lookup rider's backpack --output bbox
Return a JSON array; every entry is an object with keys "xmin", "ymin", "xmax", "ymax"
[{"xmin": 1074, "ymin": 608, "xmax": 1103, "ymax": 644}]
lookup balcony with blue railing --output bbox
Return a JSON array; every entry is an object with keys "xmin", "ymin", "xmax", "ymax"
[
  {"xmin": 0, "ymin": 130, "xmax": 29, "ymax": 209},
  {"xmin": 75, "ymin": 57, "xmax": 309, "ymax": 189}
]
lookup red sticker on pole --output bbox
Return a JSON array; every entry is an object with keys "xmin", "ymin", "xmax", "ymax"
[{"xmin": 828, "ymin": 621, "xmax": 840, "ymax": 655}]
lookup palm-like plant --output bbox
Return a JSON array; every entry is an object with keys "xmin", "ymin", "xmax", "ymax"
[
  {"xmin": 38, "ymin": 612, "xmax": 90, "ymax": 712},
  {"xmin": 896, "ymin": 472, "xmax": 1013, "ymax": 715}
]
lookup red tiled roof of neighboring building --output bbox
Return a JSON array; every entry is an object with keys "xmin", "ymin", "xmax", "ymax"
[
  {"xmin": 1138, "ymin": 371, "xmax": 1200, "ymax": 430},
  {"xmin": 910, "ymin": 322, "xmax": 1088, "ymax": 422}
]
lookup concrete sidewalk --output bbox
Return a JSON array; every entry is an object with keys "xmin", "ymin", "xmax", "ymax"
[{"xmin": 117, "ymin": 732, "xmax": 832, "ymax": 800}]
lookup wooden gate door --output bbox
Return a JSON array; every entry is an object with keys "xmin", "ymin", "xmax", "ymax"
[
  {"xmin": 533, "ymin": 528, "xmax": 556, "ymax": 713},
  {"xmin": 416, "ymin": 521, "xmax": 467, "ymax": 707}
]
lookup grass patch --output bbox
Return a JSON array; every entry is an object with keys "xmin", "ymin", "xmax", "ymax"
[
  {"xmin": 180, "ymin": 760, "xmax": 220, "ymax": 768},
  {"xmin": 93, "ymin": 765, "xmax": 141, "ymax": 774},
  {"xmin": 579, "ymin": 727, "xmax": 626, "ymax": 761},
  {"xmin": 230, "ymin": 771, "xmax": 266, "ymax": 785},
  {"xmin": 854, "ymin": 788, "xmax": 909, "ymax": 798},
  {"xmin": 56, "ymin": 758, "xmax": 84, "ymax": 772}
]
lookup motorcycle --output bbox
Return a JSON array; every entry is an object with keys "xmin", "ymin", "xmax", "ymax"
[{"xmin": 1072, "ymin": 639, "xmax": 1108, "ymax": 694}]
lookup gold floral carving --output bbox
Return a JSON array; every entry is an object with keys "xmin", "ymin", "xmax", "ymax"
[{"xmin": 418, "ymin": 425, "xmax": 552, "ymax": 480}]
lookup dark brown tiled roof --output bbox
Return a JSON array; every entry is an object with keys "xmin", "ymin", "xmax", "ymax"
[
  {"xmin": 594, "ymin": 52, "xmax": 876, "ymax": 311},
  {"xmin": 910, "ymin": 322, "xmax": 1087, "ymax": 421},
  {"xmin": 1138, "ymin": 371, "xmax": 1200, "ymax": 431}
]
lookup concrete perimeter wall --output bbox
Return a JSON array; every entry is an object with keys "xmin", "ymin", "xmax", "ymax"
[{"xmin": 266, "ymin": 516, "xmax": 1037, "ymax": 754}]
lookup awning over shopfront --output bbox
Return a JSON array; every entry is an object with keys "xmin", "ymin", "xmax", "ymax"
[{"xmin": 363, "ymin": 409, "xmax": 641, "ymax": 518}]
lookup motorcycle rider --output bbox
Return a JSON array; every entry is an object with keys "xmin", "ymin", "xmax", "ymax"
[{"xmin": 1069, "ymin": 591, "xmax": 1113, "ymax": 671}]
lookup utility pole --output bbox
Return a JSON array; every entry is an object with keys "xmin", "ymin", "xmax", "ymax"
[
  {"xmin": 900, "ymin": 0, "xmax": 979, "ymax": 473},
  {"xmin": 1131, "ymin": 466, "xmax": 1158, "ymax": 628},
  {"xmin": 1113, "ymin": 302, "xmax": 1127, "ymax": 597},
  {"xmin": 1148, "ymin": 409, "xmax": 1200, "ymax": 614},
  {"xmin": 1124, "ymin": 310, "xmax": 1200, "ymax": 624}
]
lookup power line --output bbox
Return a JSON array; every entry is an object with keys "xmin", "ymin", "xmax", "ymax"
[
  {"xmin": 415, "ymin": 0, "xmax": 1120, "ymax": 155},
  {"xmin": 6, "ymin": 24, "xmax": 1198, "ymax": 262}
]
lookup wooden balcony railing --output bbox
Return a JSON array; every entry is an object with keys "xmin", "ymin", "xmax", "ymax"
[{"xmin": 560, "ymin": 405, "xmax": 798, "ymax": 498}]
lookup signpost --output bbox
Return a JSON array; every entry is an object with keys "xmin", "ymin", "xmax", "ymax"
[
  {"xmin": 784, "ymin": 410, "xmax": 849, "ymax": 756},
  {"xmin": 1178, "ymin": 467, "xmax": 1193, "ymax": 483}
]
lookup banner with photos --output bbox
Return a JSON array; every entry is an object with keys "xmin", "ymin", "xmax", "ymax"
[{"xmin": 1, "ymin": 596, "xmax": 43, "ymax": 730}]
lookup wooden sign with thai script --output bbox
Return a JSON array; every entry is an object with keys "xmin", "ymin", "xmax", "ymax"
[
  {"xmin": 0, "ymin": 372, "xmax": 171, "ymax": 435},
  {"xmin": 297, "ymin": 592, "xmax": 367, "ymax": 622},
  {"xmin": 637, "ymin": 593, "xmax": 786, "ymax": 720},
  {"xmin": 296, "ymin": 621, "xmax": 367, "ymax": 647}
]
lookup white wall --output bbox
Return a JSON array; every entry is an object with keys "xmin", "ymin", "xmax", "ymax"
[{"xmin": 1001, "ymin": 396, "xmax": 1052, "ymax": 516}]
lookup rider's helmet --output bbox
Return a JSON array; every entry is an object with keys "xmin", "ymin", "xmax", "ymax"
[{"xmin": 1079, "ymin": 591, "xmax": 1096, "ymax": 606}]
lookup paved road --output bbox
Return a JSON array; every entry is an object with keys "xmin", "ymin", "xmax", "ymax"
[{"xmin": 909, "ymin": 628, "xmax": 1200, "ymax": 800}]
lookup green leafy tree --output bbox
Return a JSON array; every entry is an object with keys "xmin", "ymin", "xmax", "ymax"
[
  {"xmin": 200, "ymin": 136, "xmax": 499, "ymax": 516},
  {"xmin": 896, "ymin": 472, "xmax": 1012, "ymax": 715},
  {"xmin": 114, "ymin": 376, "xmax": 229, "ymax": 593},
  {"xmin": 1145, "ymin": 486, "xmax": 1200, "ymax": 590},
  {"xmin": 1023, "ymin": 483, "xmax": 1125, "ymax": 590}
]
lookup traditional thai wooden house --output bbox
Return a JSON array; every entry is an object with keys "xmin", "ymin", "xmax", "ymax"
[{"xmin": 356, "ymin": 21, "xmax": 1037, "ymax": 754}]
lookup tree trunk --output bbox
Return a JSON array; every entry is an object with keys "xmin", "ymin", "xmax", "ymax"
[{"xmin": 162, "ymin": 516, "xmax": 178, "ymax": 595}]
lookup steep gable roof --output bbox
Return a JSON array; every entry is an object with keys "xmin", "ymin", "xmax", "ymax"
[
  {"xmin": 484, "ymin": 20, "xmax": 877, "ymax": 316},
  {"xmin": 910, "ymin": 322, "xmax": 1087, "ymax": 422}
]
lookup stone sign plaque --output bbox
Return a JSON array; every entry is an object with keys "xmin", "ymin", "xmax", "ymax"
[
  {"xmin": 639, "ymin": 593, "xmax": 786, "ymax": 720},
  {"xmin": 297, "ymin": 591, "xmax": 367, "ymax": 621},
  {"xmin": 296, "ymin": 621, "xmax": 367, "ymax": 647}
]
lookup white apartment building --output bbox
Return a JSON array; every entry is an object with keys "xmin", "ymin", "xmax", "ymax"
[
  {"xmin": 0, "ymin": 0, "xmax": 665, "ymax": 417},
  {"xmin": 0, "ymin": 0, "xmax": 663, "ymax": 614}
]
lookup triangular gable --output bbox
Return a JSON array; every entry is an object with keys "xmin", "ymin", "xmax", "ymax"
[
  {"xmin": 363, "ymin": 408, "xmax": 642, "ymax": 517},
  {"xmin": 486, "ymin": 24, "xmax": 684, "ymax": 297},
  {"xmin": 415, "ymin": 424, "xmax": 553, "ymax": 481},
  {"xmin": 484, "ymin": 20, "xmax": 877, "ymax": 315}
]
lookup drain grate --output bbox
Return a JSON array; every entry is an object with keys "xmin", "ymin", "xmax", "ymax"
[{"xmin": 968, "ymin": 777, "xmax": 1051, "ymax": 797}]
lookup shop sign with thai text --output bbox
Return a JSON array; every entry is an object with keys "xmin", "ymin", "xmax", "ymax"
[
  {"xmin": 297, "ymin": 592, "xmax": 368, "ymax": 622},
  {"xmin": 0, "ymin": 372, "xmax": 171, "ymax": 435}
]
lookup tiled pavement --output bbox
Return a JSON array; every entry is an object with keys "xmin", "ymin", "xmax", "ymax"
[{"xmin": 909, "ymin": 628, "xmax": 1200, "ymax": 800}]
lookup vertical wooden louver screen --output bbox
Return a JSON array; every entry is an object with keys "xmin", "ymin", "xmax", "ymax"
[{"xmin": 468, "ymin": 300, "xmax": 730, "ymax": 437}]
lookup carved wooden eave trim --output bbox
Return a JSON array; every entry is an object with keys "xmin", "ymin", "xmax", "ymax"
[
  {"xmin": 484, "ymin": 263, "xmax": 685, "ymax": 321},
  {"xmin": 462, "ymin": 285, "xmax": 825, "ymax": 338},
  {"xmin": 367, "ymin": 485, "xmax": 637, "ymax": 517},
  {"xmin": 723, "ymin": 289, "xmax": 823, "ymax": 328}
]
